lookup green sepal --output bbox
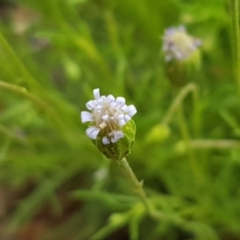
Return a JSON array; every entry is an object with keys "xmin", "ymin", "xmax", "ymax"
[
  {"xmin": 92, "ymin": 119, "xmax": 136, "ymax": 160},
  {"xmin": 166, "ymin": 49, "xmax": 201, "ymax": 87}
]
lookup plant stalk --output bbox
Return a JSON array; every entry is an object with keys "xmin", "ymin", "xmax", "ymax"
[
  {"xmin": 229, "ymin": 0, "xmax": 240, "ymax": 97},
  {"xmin": 177, "ymin": 105, "xmax": 204, "ymax": 188},
  {"xmin": 117, "ymin": 157, "xmax": 161, "ymax": 219}
]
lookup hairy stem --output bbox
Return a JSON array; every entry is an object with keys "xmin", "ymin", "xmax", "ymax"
[{"xmin": 117, "ymin": 157, "xmax": 161, "ymax": 219}]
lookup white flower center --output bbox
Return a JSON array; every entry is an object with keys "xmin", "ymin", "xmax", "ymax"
[
  {"xmin": 170, "ymin": 31, "xmax": 194, "ymax": 54},
  {"xmin": 94, "ymin": 100, "xmax": 122, "ymax": 131},
  {"xmin": 81, "ymin": 89, "xmax": 137, "ymax": 145}
]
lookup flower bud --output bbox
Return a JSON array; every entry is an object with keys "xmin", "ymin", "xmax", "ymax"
[
  {"xmin": 145, "ymin": 124, "xmax": 170, "ymax": 144},
  {"xmin": 175, "ymin": 140, "xmax": 187, "ymax": 154},
  {"xmin": 162, "ymin": 26, "xmax": 202, "ymax": 86}
]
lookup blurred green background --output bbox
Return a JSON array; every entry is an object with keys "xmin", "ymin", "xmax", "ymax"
[{"xmin": 1, "ymin": 0, "xmax": 240, "ymax": 239}]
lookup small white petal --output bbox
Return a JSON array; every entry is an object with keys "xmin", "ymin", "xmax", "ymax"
[
  {"xmin": 118, "ymin": 113, "xmax": 124, "ymax": 120},
  {"xmin": 126, "ymin": 105, "xmax": 137, "ymax": 117},
  {"xmin": 110, "ymin": 101, "xmax": 117, "ymax": 107},
  {"xmin": 111, "ymin": 130, "xmax": 124, "ymax": 143},
  {"xmin": 86, "ymin": 126, "xmax": 100, "ymax": 139},
  {"xmin": 111, "ymin": 137, "xmax": 118, "ymax": 143},
  {"xmin": 97, "ymin": 98, "xmax": 103, "ymax": 105},
  {"xmin": 119, "ymin": 119, "xmax": 126, "ymax": 126},
  {"xmin": 81, "ymin": 111, "xmax": 94, "ymax": 123},
  {"xmin": 102, "ymin": 115, "xmax": 109, "ymax": 121},
  {"xmin": 121, "ymin": 105, "xmax": 128, "ymax": 112},
  {"xmin": 101, "ymin": 96, "xmax": 106, "ymax": 101},
  {"xmin": 102, "ymin": 136, "xmax": 110, "ymax": 145},
  {"xmin": 124, "ymin": 115, "xmax": 131, "ymax": 122},
  {"xmin": 96, "ymin": 105, "xmax": 102, "ymax": 111},
  {"xmin": 118, "ymin": 130, "xmax": 124, "ymax": 138},
  {"xmin": 107, "ymin": 95, "xmax": 115, "ymax": 103},
  {"xmin": 116, "ymin": 97, "xmax": 126, "ymax": 107},
  {"xmin": 86, "ymin": 100, "xmax": 96, "ymax": 110},
  {"xmin": 115, "ymin": 130, "xmax": 123, "ymax": 138},
  {"xmin": 93, "ymin": 88, "xmax": 101, "ymax": 100}
]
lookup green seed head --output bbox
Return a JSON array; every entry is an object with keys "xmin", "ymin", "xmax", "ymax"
[
  {"xmin": 162, "ymin": 26, "xmax": 202, "ymax": 86},
  {"xmin": 92, "ymin": 119, "xmax": 136, "ymax": 160}
]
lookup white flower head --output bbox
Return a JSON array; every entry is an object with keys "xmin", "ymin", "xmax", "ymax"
[
  {"xmin": 162, "ymin": 26, "xmax": 201, "ymax": 62},
  {"xmin": 81, "ymin": 89, "xmax": 137, "ymax": 145}
]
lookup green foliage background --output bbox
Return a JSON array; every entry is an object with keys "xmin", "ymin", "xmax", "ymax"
[{"xmin": 1, "ymin": 0, "xmax": 240, "ymax": 239}]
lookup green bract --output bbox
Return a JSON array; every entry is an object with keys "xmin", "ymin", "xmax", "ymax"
[{"xmin": 92, "ymin": 119, "xmax": 136, "ymax": 160}]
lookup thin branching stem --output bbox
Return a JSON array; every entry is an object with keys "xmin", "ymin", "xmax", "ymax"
[{"xmin": 189, "ymin": 139, "xmax": 240, "ymax": 149}]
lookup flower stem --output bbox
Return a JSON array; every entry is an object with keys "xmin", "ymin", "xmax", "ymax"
[
  {"xmin": 177, "ymin": 105, "xmax": 204, "ymax": 188},
  {"xmin": 161, "ymin": 83, "xmax": 198, "ymax": 126},
  {"xmin": 229, "ymin": 0, "xmax": 240, "ymax": 97},
  {"xmin": 161, "ymin": 83, "xmax": 199, "ymax": 137},
  {"xmin": 117, "ymin": 157, "xmax": 161, "ymax": 219}
]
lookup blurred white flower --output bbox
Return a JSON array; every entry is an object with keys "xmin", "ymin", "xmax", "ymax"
[
  {"xmin": 162, "ymin": 26, "xmax": 201, "ymax": 62},
  {"xmin": 81, "ymin": 89, "xmax": 137, "ymax": 145}
]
